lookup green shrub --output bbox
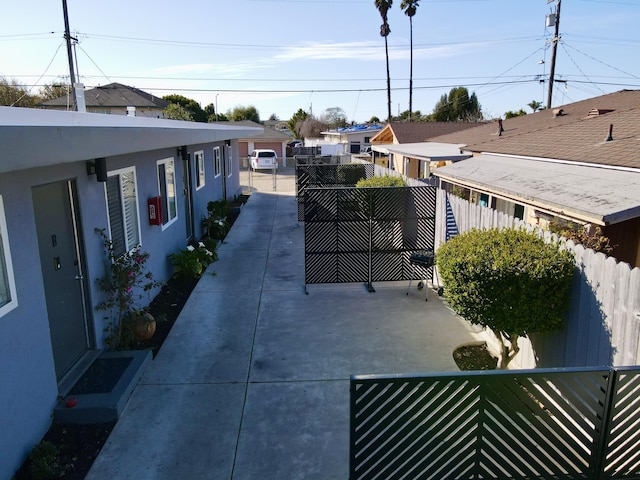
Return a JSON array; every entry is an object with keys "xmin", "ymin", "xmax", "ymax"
[
  {"xmin": 437, "ymin": 228, "xmax": 574, "ymax": 368},
  {"xmin": 202, "ymin": 199, "xmax": 230, "ymax": 240},
  {"xmin": 169, "ymin": 241, "xmax": 218, "ymax": 280},
  {"xmin": 356, "ymin": 175, "xmax": 406, "ymax": 188},
  {"xmin": 28, "ymin": 441, "xmax": 65, "ymax": 479}
]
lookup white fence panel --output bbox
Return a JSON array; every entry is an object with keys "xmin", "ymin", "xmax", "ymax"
[{"xmin": 436, "ymin": 189, "xmax": 640, "ymax": 368}]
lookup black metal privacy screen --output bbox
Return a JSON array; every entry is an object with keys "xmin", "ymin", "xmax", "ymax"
[
  {"xmin": 297, "ymin": 164, "xmax": 375, "ymax": 221},
  {"xmin": 303, "ymin": 186, "xmax": 437, "ymax": 289}
]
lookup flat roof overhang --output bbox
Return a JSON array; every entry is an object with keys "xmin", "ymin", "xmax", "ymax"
[
  {"xmin": 372, "ymin": 142, "xmax": 470, "ymax": 162},
  {"xmin": 0, "ymin": 107, "xmax": 263, "ymax": 174},
  {"xmin": 435, "ymin": 154, "xmax": 640, "ymax": 226}
]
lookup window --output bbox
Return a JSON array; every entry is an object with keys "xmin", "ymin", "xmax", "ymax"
[
  {"xmin": 106, "ymin": 167, "xmax": 141, "ymax": 256},
  {"xmin": 157, "ymin": 158, "xmax": 177, "ymax": 227},
  {"xmin": 225, "ymin": 145, "xmax": 233, "ymax": 177},
  {"xmin": 214, "ymin": 147, "xmax": 221, "ymax": 177},
  {"xmin": 195, "ymin": 151, "xmax": 205, "ymax": 190},
  {"xmin": 0, "ymin": 196, "xmax": 17, "ymax": 316}
]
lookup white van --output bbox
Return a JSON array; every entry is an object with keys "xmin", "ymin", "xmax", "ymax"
[{"xmin": 250, "ymin": 149, "xmax": 278, "ymax": 170}]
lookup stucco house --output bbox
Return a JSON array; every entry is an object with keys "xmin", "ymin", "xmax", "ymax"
[
  {"xmin": 0, "ymin": 106, "xmax": 261, "ymax": 478},
  {"xmin": 321, "ymin": 124, "xmax": 383, "ymax": 154},
  {"xmin": 429, "ymin": 90, "xmax": 640, "ymax": 268},
  {"xmin": 40, "ymin": 82, "xmax": 170, "ymax": 118},
  {"xmin": 369, "ymin": 121, "xmax": 482, "ymax": 176},
  {"xmin": 217, "ymin": 120, "xmax": 292, "ymax": 167}
]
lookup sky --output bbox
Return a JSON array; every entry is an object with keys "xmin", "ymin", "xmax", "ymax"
[{"xmin": 2, "ymin": 0, "xmax": 640, "ymax": 123}]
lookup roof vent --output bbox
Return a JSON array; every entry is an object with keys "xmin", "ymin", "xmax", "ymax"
[
  {"xmin": 588, "ymin": 108, "xmax": 613, "ymax": 117},
  {"xmin": 553, "ymin": 108, "xmax": 564, "ymax": 117},
  {"xmin": 497, "ymin": 118, "xmax": 504, "ymax": 136},
  {"xmin": 604, "ymin": 124, "xmax": 613, "ymax": 142}
]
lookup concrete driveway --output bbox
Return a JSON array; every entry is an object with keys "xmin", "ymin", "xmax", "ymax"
[{"xmin": 86, "ymin": 166, "xmax": 481, "ymax": 480}]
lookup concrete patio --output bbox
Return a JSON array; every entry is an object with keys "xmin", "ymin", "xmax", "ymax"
[{"xmin": 86, "ymin": 166, "xmax": 482, "ymax": 480}]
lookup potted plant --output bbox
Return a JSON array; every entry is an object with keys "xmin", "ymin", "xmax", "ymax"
[{"xmin": 95, "ymin": 229, "xmax": 162, "ymax": 350}]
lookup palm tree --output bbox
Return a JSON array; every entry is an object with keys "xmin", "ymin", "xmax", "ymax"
[
  {"xmin": 375, "ymin": 0, "xmax": 393, "ymax": 122},
  {"xmin": 400, "ymin": 0, "xmax": 419, "ymax": 122},
  {"xmin": 528, "ymin": 100, "xmax": 542, "ymax": 113}
]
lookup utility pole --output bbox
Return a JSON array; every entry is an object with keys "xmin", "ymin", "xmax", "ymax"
[
  {"xmin": 546, "ymin": 0, "xmax": 561, "ymax": 109},
  {"xmin": 62, "ymin": 0, "xmax": 78, "ymax": 110}
]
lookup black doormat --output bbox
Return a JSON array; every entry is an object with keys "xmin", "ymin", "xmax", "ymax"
[{"xmin": 69, "ymin": 357, "xmax": 133, "ymax": 395}]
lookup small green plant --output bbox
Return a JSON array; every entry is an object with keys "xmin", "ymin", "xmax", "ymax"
[
  {"xmin": 202, "ymin": 199, "xmax": 230, "ymax": 239},
  {"xmin": 356, "ymin": 175, "xmax": 406, "ymax": 188},
  {"xmin": 28, "ymin": 441, "xmax": 65, "ymax": 479},
  {"xmin": 95, "ymin": 228, "xmax": 162, "ymax": 350},
  {"xmin": 169, "ymin": 241, "xmax": 218, "ymax": 280},
  {"xmin": 437, "ymin": 228, "xmax": 575, "ymax": 368}
]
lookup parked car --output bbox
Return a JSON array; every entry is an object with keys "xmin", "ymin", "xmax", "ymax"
[
  {"xmin": 250, "ymin": 149, "xmax": 278, "ymax": 170},
  {"xmin": 360, "ymin": 146, "xmax": 372, "ymax": 156}
]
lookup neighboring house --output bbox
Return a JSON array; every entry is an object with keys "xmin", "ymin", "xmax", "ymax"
[
  {"xmin": 429, "ymin": 90, "xmax": 640, "ymax": 268},
  {"xmin": 369, "ymin": 121, "xmax": 482, "ymax": 176},
  {"xmin": 40, "ymin": 82, "xmax": 170, "ymax": 118},
  {"xmin": 263, "ymin": 119, "xmax": 292, "ymax": 134},
  {"xmin": 321, "ymin": 124, "xmax": 383, "ymax": 154},
  {"xmin": 0, "ymin": 106, "xmax": 261, "ymax": 479},
  {"xmin": 217, "ymin": 120, "xmax": 290, "ymax": 167}
]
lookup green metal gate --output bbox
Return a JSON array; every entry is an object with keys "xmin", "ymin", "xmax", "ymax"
[{"xmin": 350, "ymin": 367, "xmax": 640, "ymax": 480}]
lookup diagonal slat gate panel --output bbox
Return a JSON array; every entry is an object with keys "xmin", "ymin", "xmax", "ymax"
[
  {"xmin": 602, "ymin": 367, "xmax": 640, "ymax": 478},
  {"xmin": 304, "ymin": 185, "xmax": 437, "ymax": 286},
  {"xmin": 297, "ymin": 164, "xmax": 374, "ymax": 221},
  {"xmin": 350, "ymin": 368, "xmax": 636, "ymax": 480}
]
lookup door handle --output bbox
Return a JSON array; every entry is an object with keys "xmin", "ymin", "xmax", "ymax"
[{"xmin": 75, "ymin": 275, "xmax": 84, "ymax": 280}]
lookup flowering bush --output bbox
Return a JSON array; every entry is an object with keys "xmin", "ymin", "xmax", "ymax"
[
  {"xmin": 202, "ymin": 199, "xmax": 230, "ymax": 239},
  {"xmin": 95, "ymin": 228, "xmax": 162, "ymax": 350},
  {"xmin": 169, "ymin": 240, "xmax": 218, "ymax": 280}
]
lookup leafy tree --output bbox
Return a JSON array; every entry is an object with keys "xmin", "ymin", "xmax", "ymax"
[
  {"xmin": 431, "ymin": 87, "xmax": 482, "ymax": 122},
  {"xmin": 392, "ymin": 109, "xmax": 429, "ymax": 122},
  {"xmin": 297, "ymin": 115, "xmax": 328, "ymax": 139},
  {"xmin": 400, "ymin": 0, "xmax": 419, "ymax": 122},
  {"xmin": 504, "ymin": 109, "xmax": 527, "ymax": 119},
  {"xmin": 228, "ymin": 105, "xmax": 260, "ymax": 123},
  {"xmin": 437, "ymin": 228, "xmax": 574, "ymax": 369},
  {"xmin": 268, "ymin": 113, "xmax": 279, "ymax": 121},
  {"xmin": 322, "ymin": 107, "xmax": 348, "ymax": 129},
  {"xmin": 162, "ymin": 94, "xmax": 206, "ymax": 122},
  {"xmin": 368, "ymin": 115, "xmax": 381, "ymax": 123},
  {"xmin": 0, "ymin": 77, "xmax": 38, "ymax": 107},
  {"xmin": 204, "ymin": 103, "xmax": 217, "ymax": 122},
  {"xmin": 528, "ymin": 100, "xmax": 542, "ymax": 113},
  {"xmin": 39, "ymin": 82, "xmax": 70, "ymax": 102},
  {"xmin": 375, "ymin": 0, "xmax": 393, "ymax": 122},
  {"xmin": 163, "ymin": 103, "xmax": 194, "ymax": 121},
  {"xmin": 288, "ymin": 108, "xmax": 309, "ymax": 139}
]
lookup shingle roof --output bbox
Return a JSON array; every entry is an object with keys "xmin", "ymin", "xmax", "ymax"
[
  {"xmin": 40, "ymin": 83, "xmax": 169, "ymax": 109},
  {"xmin": 428, "ymin": 90, "xmax": 640, "ymax": 170},
  {"xmin": 372, "ymin": 121, "xmax": 483, "ymax": 144}
]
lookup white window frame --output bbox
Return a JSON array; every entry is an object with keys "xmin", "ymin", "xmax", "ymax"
[
  {"xmin": 213, "ymin": 147, "xmax": 221, "ymax": 178},
  {"xmin": 195, "ymin": 150, "xmax": 205, "ymax": 190},
  {"xmin": 105, "ymin": 166, "xmax": 142, "ymax": 256},
  {"xmin": 0, "ymin": 196, "xmax": 18, "ymax": 317},
  {"xmin": 157, "ymin": 157, "xmax": 178, "ymax": 230},
  {"xmin": 225, "ymin": 144, "xmax": 233, "ymax": 178}
]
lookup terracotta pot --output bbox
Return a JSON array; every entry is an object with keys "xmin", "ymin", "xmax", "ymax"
[{"xmin": 132, "ymin": 312, "xmax": 156, "ymax": 341}]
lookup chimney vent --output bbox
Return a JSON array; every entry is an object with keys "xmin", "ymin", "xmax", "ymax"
[
  {"xmin": 553, "ymin": 108, "xmax": 564, "ymax": 117},
  {"xmin": 497, "ymin": 119, "xmax": 504, "ymax": 136},
  {"xmin": 605, "ymin": 124, "xmax": 613, "ymax": 142}
]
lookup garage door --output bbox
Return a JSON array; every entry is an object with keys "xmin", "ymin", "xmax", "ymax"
[
  {"xmin": 238, "ymin": 142, "xmax": 249, "ymax": 158},
  {"xmin": 255, "ymin": 142, "xmax": 283, "ymax": 157}
]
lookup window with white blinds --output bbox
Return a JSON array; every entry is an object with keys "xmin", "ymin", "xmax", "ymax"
[
  {"xmin": 195, "ymin": 151, "xmax": 205, "ymax": 190},
  {"xmin": 214, "ymin": 147, "xmax": 221, "ymax": 178},
  {"xmin": 157, "ymin": 158, "xmax": 177, "ymax": 227},
  {"xmin": 106, "ymin": 168, "xmax": 141, "ymax": 256},
  {"xmin": 0, "ymin": 196, "xmax": 17, "ymax": 317}
]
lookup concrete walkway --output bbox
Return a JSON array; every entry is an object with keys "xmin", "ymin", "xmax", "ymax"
[{"xmin": 87, "ymin": 167, "xmax": 481, "ymax": 480}]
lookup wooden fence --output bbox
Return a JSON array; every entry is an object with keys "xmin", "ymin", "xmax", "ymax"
[{"xmin": 434, "ymin": 189, "xmax": 640, "ymax": 368}]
